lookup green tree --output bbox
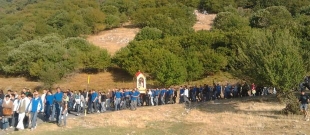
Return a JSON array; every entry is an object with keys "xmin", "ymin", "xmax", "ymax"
[
  {"xmin": 235, "ymin": 29, "xmax": 305, "ymax": 114},
  {"xmin": 155, "ymin": 52, "xmax": 187, "ymax": 86},
  {"xmin": 185, "ymin": 52, "xmax": 204, "ymax": 82},
  {"xmin": 135, "ymin": 27, "xmax": 163, "ymax": 41},
  {"xmin": 199, "ymin": 0, "xmax": 236, "ymax": 13},
  {"xmin": 250, "ymin": 6, "xmax": 294, "ymax": 29},
  {"xmin": 213, "ymin": 12, "xmax": 250, "ymax": 31}
]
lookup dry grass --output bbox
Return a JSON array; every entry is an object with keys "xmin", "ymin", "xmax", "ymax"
[
  {"xmin": 0, "ymin": 77, "xmax": 41, "ymax": 92},
  {"xmin": 87, "ymin": 11, "xmax": 216, "ymax": 56},
  {"xmin": 87, "ymin": 27, "xmax": 140, "ymax": 55},
  {"xmin": 10, "ymin": 96, "xmax": 310, "ymax": 135},
  {"xmin": 193, "ymin": 10, "xmax": 216, "ymax": 31}
]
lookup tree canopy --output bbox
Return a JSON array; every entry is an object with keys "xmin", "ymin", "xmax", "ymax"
[{"xmin": 0, "ymin": 0, "xmax": 309, "ymax": 94}]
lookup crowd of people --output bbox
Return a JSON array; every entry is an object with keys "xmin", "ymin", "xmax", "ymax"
[{"xmin": 0, "ymin": 81, "xmax": 284, "ymax": 132}]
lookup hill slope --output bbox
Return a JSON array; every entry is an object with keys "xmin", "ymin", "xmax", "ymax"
[{"xmin": 86, "ymin": 11, "xmax": 216, "ymax": 55}]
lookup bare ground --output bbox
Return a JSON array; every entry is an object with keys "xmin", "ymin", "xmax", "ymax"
[
  {"xmin": 87, "ymin": 27, "xmax": 140, "ymax": 55},
  {"xmin": 193, "ymin": 10, "xmax": 216, "ymax": 31},
  {"xmin": 87, "ymin": 10, "xmax": 216, "ymax": 55}
]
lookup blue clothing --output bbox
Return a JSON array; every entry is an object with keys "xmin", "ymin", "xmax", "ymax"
[
  {"xmin": 155, "ymin": 90, "xmax": 160, "ymax": 96},
  {"xmin": 124, "ymin": 91, "xmax": 130, "ymax": 97},
  {"xmin": 225, "ymin": 85, "xmax": 231, "ymax": 92},
  {"xmin": 28, "ymin": 97, "xmax": 43, "ymax": 112},
  {"xmin": 169, "ymin": 89, "xmax": 173, "ymax": 96},
  {"xmin": 45, "ymin": 95, "xmax": 54, "ymax": 106},
  {"xmin": 91, "ymin": 92, "xmax": 98, "ymax": 101},
  {"xmin": 207, "ymin": 87, "xmax": 211, "ymax": 92},
  {"xmin": 180, "ymin": 89, "xmax": 184, "ymax": 95},
  {"xmin": 54, "ymin": 92, "xmax": 63, "ymax": 102},
  {"xmin": 115, "ymin": 91, "xmax": 122, "ymax": 98},
  {"xmin": 152, "ymin": 90, "xmax": 155, "ymax": 98},
  {"xmin": 199, "ymin": 87, "xmax": 203, "ymax": 93},
  {"xmin": 216, "ymin": 85, "xmax": 221, "ymax": 93},
  {"xmin": 160, "ymin": 90, "xmax": 166, "ymax": 95},
  {"xmin": 165, "ymin": 90, "xmax": 169, "ymax": 96},
  {"xmin": 131, "ymin": 91, "xmax": 140, "ymax": 101},
  {"xmin": 193, "ymin": 87, "xmax": 197, "ymax": 94}
]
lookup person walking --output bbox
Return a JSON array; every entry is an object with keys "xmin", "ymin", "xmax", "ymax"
[
  {"xmin": 1, "ymin": 95, "xmax": 13, "ymax": 131},
  {"xmin": 27, "ymin": 91, "xmax": 43, "ymax": 131},
  {"xmin": 183, "ymin": 86, "xmax": 191, "ymax": 109},
  {"xmin": 299, "ymin": 91, "xmax": 310, "ymax": 121},
  {"xmin": 45, "ymin": 91, "xmax": 54, "ymax": 121},
  {"xmin": 100, "ymin": 92, "xmax": 107, "ymax": 113},
  {"xmin": 90, "ymin": 90, "xmax": 98, "ymax": 113},
  {"xmin": 148, "ymin": 89, "xmax": 153, "ymax": 106},
  {"xmin": 16, "ymin": 93, "xmax": 27, "ymax": 130},
  {"xmin": 130, "ymin": 89, "xmax": 139, "ymax": 110},
  {"xmin": 59, "ymin": 92, "xmax": 68, "ymax": 127},
  {"xmin": 73, "ymin": 90, "xmax": 81, "ymax": 116},
  {"xmin": 11, "ymin": 94, "xmax": 19, "ymax": 128},
  {"xmin": 53, "ymin": 87, "xmax": 63, "ymax": 126},
  {"xmin": 114, "ymin": 90, "xmax": 121, "ymax": 111}
]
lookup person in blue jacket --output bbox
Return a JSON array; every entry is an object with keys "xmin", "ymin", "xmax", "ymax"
[
  {"xmin": 27, "ymin": 91, "xmax": 43, "ymax": 130},
  {"xmin": 52, "ymin": 87, "xmax": 63, "ymax": 125},
  {"xmin": 90, "ymin": 90, "xmax": 98, "ymax": 113},
  {"xmin": 45, "ymin": 90, "xmax": 54, "ymax": 121}
]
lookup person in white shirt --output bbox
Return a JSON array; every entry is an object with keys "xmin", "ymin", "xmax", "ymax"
[
  {"xmin": 11, "ymin": 94, "xmax": 20, "ymax": 128},
  {"xmin": 16, "ymin": 93, "xmax": 27, "ymax": 130},
  {"xmin": 40, "ymin": 90, "xmax": 47, "ymax": 113},
  {"xmin": 183, "ymin": 86, "xmax": 191, "ymax": 109},
  {"xmin": 148, "ymin": 89, "xmax": 153, "ymax": 106}
]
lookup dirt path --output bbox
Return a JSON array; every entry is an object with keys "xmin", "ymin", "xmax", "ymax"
[
  {"xmin": 193, "ymin": 10, "xmax": 216, "ymax": 31},
  {"xmin": 87, "ymin": 27, "xmax": 140, "ymax": 55}
]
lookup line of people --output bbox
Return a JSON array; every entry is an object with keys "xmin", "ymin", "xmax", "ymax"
[
  {"xmin": 0, "ymin": 81, "xmax": 279, "ymax": 132},
  {"xmin": 0, "ymin": 87, "xmax": 69, "ymax": 132},
  {"xmin": 178, "ymin": 82, "xmax": 277, "ymax": 104}
]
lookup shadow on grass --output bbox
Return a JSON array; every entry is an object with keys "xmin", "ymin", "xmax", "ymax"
[{"xmin": 195, "ymin": 95, "xmax": 283, "ymax": 119}]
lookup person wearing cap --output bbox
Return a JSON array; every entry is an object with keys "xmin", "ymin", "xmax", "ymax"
[
  {"xmin": 299, "ymin": 91, "xmax": 310, "ymax": 121},
  {"xmin": 26, "ymin": 91, "xmax": 43, "ymax": 131}
]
